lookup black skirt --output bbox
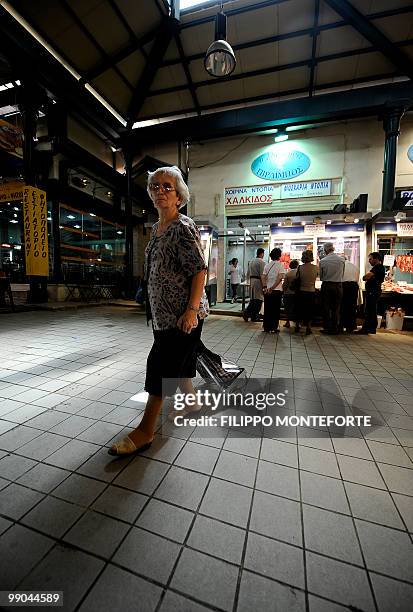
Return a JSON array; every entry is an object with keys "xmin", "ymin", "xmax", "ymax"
[{"xmin": 144, "ymin": 319, "xmax": 204, "ymax": 397}]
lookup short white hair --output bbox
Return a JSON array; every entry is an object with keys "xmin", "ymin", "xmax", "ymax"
[{"xmin": 147, "ymin": 166, "xmax": 190, "ymax": 209}]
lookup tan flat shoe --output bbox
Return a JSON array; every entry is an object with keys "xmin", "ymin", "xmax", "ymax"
[{"xmin": 108, "ymin": 435, "xmax": 152, "ymax": 457}]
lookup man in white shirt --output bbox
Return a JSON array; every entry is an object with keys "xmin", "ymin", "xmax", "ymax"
[
  {"xmin": 261, "ymin": 247, "xmax": 285, "ymax": 333},
  {"xmin": 340, "ymin": 258, "xmax": 359, "ymax": 333},
  {"xmin": 319, "ymin": 242, "xmax": 345, "ymax": 334}
]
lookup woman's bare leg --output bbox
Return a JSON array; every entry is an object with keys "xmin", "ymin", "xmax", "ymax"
[{"xmin": 127, "ymin": 394, "xmax": 163, "ymax": 447}]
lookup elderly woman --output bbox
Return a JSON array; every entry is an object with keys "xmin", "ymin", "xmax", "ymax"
[
  {"xmin": 109, "ymin": 166, "xmax": 209, "ymax": 456},
  {"xmin": 295, "ymin": 249, "xmax": 318, "ymax": 335}
]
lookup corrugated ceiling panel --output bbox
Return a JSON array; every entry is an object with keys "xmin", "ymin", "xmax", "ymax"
[
  {"xmin": 92, "ymin": 69, "xmax": 131, "ymax": 115},
  {"xmin": 196, "ymin": 80, "xmax": 245, "ymax": 106},
  {"xmin": 70, "ymin": 1, "xmax": 129, "ymax": 56},
  {"xmin": 278, "ymin": 0, "xmax": 314, "ymax": 33},
  {"xmin": 366, "ymin": 0, "xmax": 412, "ymax": 12},
  {"xmin": 180, "ymin": 22, "xmax": 214, "ymax": 56},
  {"xmin": 354, "ymin": 52, "xmax": 397, "ymax": 78},
  {"xmin": 373, "ymin": 15, "xmax": 413, "ymax": 42},
  {"xmin": 278, "ymin": 36, "xmax": 313, "ymax": 64},
  {"xmin": 318, "ymin": 26, "xmax": 366, "ymax": 56},
  {"xmin": 11, "ymin": 0, "xmax": 73, "ymax": 39},
  {"xmin": 315, "ymin": 57, "xmax": 358, "ymax": 85},
  {"xmin": 229, "ymin": 4, "xmax": 279, "ymax": 43},
  {"xmin": 151, "ymin": 64, "xmax": 189, "ymax": 91},
  {"xmin": 237, "ymin": 73, "xmax": 281, "ymax": 98},
  {"xmin": 117, "ymin": 51, "xmax": 146, "ymax": 87},
  {"xmin": 139, "ymin": 90, "xmax": 194, "ymax": 117},
  {"xmin": 53, "ymin": 26, "xmax": 102, "ymax": 72},
  {"xmin": 237, "ymin": 42, "xmax": 278, "ymax": 73},
  {"xmin": 113, "ymin": 0, "xmax": 160, "ymax": 37},
  {"xmin": 278, "ymin": 65, "xmax": 309, "ymax": 90},
  {"xmin": 404, "ymin": 45, "xmax": 413, "ymax": 60}
]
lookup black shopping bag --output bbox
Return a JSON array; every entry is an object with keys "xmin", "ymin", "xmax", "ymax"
[{"xmin": 196, "ymin": 341, "xmax": 244, "ymax": 389}]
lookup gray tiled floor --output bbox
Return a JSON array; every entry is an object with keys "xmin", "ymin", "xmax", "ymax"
[{"xmin": 0, "ymin": 307, "xmax": 412, "ymax": 611}]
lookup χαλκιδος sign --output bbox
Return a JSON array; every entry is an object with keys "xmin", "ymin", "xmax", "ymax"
[{"xmin": 23, "ymin": 186, "xmax": 49, "ymax": 276}]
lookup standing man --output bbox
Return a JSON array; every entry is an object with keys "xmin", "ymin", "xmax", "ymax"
[
  {"xmin": 319, "ymin": 242, "xmax": 345, "ymax": 335},
  {"xmin": 243, "ymin": 248, "xmax": 265, "ymax": 322},
  {"xmin": 356, "ymin": 252, "xmax": 385, "ymax": 334},
  {"xmin": 340, "ymin": 257, "xmax": 359, "ymax": 333}
]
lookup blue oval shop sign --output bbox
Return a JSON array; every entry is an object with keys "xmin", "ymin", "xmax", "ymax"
[{"xmin": 251, "ymin": 149, "xmax": 311, "ymax": 181}]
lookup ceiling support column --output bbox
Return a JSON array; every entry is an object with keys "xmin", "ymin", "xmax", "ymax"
[
  {"xmin": 381, "ymin": 107, "xmax": 404, "ymax": 211},
  {"xmin": 124, "ymin": 150, "xmax": 134, "ymax": 298}
]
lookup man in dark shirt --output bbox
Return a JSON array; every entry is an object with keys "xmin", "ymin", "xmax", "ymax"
[{"xmin": 356, "ymin": 252, "xmax": 385, "ymax": 334}]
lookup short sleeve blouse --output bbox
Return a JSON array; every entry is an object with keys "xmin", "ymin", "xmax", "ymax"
[{"xmin": 145, "ymin": 214, "xmax": 209, "ymax": 330}]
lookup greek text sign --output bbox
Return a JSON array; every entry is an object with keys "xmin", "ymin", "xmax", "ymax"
[
  {"xmin": 23, "ymin": 186, "xmax": 49, "ymax": 276},
  {"xmin": 304, "ymin": 224, "xmax": 326, "ymax": 235},
  {"xmin": 280, "ymin": 180, "xmax": 331, "ymax": 199},
  {"xmin": 251, "ymin": 149, "xmax": 310, "ymax": 181},
  {"xmin": 225, "ymin": 185, "xmax": 276, "ymax": 206},
  {"xmin": 397, "ymin": 222, "xmax": 413, "ymax": 237}
]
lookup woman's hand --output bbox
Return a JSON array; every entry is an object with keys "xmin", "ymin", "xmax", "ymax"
[{"xmin": 177, "ymin": 308, "xmax": 198, "ymax": 334}]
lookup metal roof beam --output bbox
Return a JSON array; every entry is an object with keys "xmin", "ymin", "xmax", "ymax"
[
  {"xmin": 126, "ymin": 18, "xmax": 178, "ymax": 128},
  {"xmin": 161, "ymin": 5, "xmax": 413, "ymax": 67},
  {"xmin": 174, "ymin": 32, "xmax": 201, "ymax": 115},
  {"xmin": 86, "ymin": 25, "xmax": 160, "ymax": 81},
  {"xmin": 324, "ymin": 0, "xmax": 413, "ymax": 80},
  {"xmin": 124, "ymin": 81, "xmax": 413, "ymax": 146},
  {"xmin": 149, "ymin": 39, "xmax": 413, "ymax": 96},
  {"xmin": 59, "ymin": 0, "xmax": 134, "ymax": 92},
  {"xmin": 134, "ymin": 71, "xmax": 403, "ymax": 122},
  {"xmin": 309, "ymin": 0, "xmax": 320, "ymax": 97}
]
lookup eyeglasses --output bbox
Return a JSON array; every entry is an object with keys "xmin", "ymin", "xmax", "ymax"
[{"xmin": 149, "ymin": 182, "xmax": 176, "ymax": 193}]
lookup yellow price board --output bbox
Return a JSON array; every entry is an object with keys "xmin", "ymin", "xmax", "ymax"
[{"xmin": 23, "ymin": 186, "xmax": 49, "ymax": 276}]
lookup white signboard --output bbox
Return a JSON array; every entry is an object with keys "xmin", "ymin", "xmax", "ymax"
[
  {"xmin": 383, "ymin": 254, "xmax": 395, "ymax": 267},
  {"xmin": 397, "ymin": 222, "xmax": 413, "ymax": 237},
  {"xmin": 280, "ymin": 180, "xmax": 331, "ymax": 199},
  {"xmin": 304, "ymin": 224, "xmax": 326, "ymax": 235},
  {"xmin": 225, "ymin": 185, "xmax": 276, "ymax": 205}
]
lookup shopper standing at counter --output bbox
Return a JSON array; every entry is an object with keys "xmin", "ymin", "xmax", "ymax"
[
  {"xmin": 340, "ymin": 257, "xmax": 359, "ymax": 333},
  {"xmin": 228, "ymin": 258, "xmax": 241, "ymax": 303},
  {"xmin": 356, "ymin": 252, "xmax": 385, "ymax": 335},
  {"xmin": 296, "ymin": 250, "xmax": 318, "ymax": 335},
  {"xmin": 283, "ymin": 259, "xmax": 299, "ymax": 329},
  {"xmin": 319, "ymin": 242, "xmax": 345, "ymax": 335},
  {"xmin": 243, "ymin": 248, "xmax": 265, "ymax": 322},
  {"xmin": 262, "ymin": 248, "xmax": 285, "ymax": 333}
]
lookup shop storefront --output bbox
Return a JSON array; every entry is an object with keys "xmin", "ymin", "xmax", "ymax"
[{"xmin": 372, "ymin": 206, "xmax": 413, "ymax": 316}]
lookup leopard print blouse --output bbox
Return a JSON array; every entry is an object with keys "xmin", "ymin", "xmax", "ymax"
[{"xmin": 145, "ymin": 214, "xmax": 209, "ymax": 330}]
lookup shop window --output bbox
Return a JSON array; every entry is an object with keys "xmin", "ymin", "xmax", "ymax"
[
  {"xmin": 0, "ymin": 200, "xmax": 23, "ymax": 281},
  {"xmin": 59, "ymin": 203, "xmax": 125, "ymax": 284},
  {"xmin": 378, "ymin": 236, "xmax": 413, "ymax": 291}
]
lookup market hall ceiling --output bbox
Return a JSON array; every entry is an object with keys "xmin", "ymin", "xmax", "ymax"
[{"xmin": 0, "ymin": 0, "xmax": 413, "ymax": 140}]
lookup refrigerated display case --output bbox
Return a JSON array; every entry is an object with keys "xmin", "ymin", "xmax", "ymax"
[{"xmin": 372, "ymin": 212, "xmax": 413, "ymax": 318}]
